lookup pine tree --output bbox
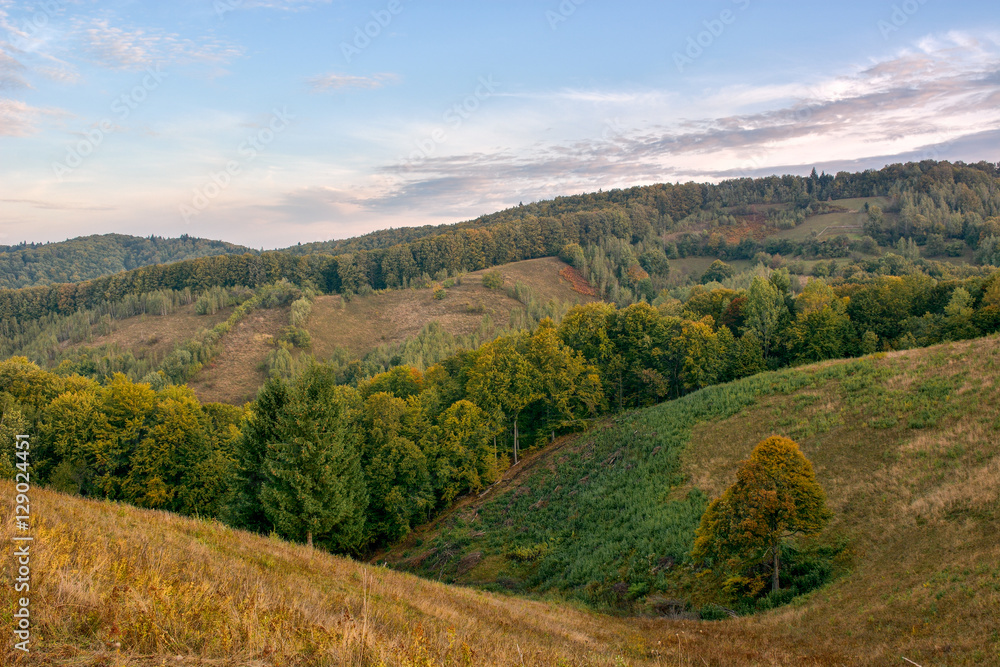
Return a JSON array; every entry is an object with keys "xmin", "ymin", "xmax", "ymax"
[
  {"xmin": 260, "ymin": 365, "xmax": 368, "ymax": 552},
  {"xmin": 229, "ymin": 376, "xmax": 289, "ymax": 533}
]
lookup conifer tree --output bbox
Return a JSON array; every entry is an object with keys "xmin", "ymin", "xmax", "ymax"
[{"xmin": 260, "ymin": 365, "xmax": 368, "ymax": 551}]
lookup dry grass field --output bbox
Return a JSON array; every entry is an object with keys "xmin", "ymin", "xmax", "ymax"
[
  {"xmin": 186, "ymin": 306, "xmax": 290, "ymax": 405},
  {"xmin": 307, "ymin": 257, "xmax": 598, "ymax": 361},
  {"xmin": 61, "ymin": 303, "xmax": 232, "ymax": 363}
]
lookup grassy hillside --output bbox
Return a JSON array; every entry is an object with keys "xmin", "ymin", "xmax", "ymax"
[
  {"xmin": 0, "ymin": 481, "xmax": 870, "ymax": 667},
  {"xmin": 381, "ymin": 335, "xmax": 1000, "ymax": 665},
  {"xmin": 0, "ymin": 234, "xmax": 254, "ymax": 289},
  {"xmin": 186, "ymin": 305, "xmax": 291, "ymax": 405},
  {"xmin": 5, "ymin": 336, "xmax": 997, "ymax": 665},
  {"xmin": 51, "ymin": 257, "xmax": 595, "ymax": 405}
]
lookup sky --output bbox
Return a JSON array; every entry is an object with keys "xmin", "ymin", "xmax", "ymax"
[{"xmin": 1, "ymin": 0, "xmax": 999, "ymax": 250}]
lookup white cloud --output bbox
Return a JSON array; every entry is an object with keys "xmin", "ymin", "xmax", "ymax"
[
  {"xmin": 347, "ymin": 30, "xmax": 1000, "ymax": 218},
  {"xmin": 74, "ymin": 18, "xmax": 243, "ymax": 71},
  {"xmin": 0, "ymin": 97, "xmax": 63, "ymax": 135},
  {"xmin": 307, "ymin": 72, "xmax": 399, "ymax": 93}
]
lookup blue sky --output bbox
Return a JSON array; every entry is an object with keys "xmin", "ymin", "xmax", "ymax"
[{"xmin": 1, "ymin": 0, "xmax": 998, "ymax": 249}]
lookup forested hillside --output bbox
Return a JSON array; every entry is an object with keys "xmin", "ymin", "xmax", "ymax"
[
  {"xmin": 2, "ymin": 160, "xmax": 1000, "ymax": 664},
  {"xmin": 0, "ymin": 233, "xmax": 254, "ymax": 289},
  {"xmin": 3, "ymin": 161, "xmax": 999, "ymax": 329}
]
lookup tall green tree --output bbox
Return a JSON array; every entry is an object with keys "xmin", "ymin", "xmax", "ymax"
[
  {"xmin": 360, "ymin": 391, "xmax": 433, "ymax": 543},
  {"xmin": 229, "ymin": 376, "xmax": 289, "ymax": 533},
  {"xmin": 742, "ymin": 276, "xmax": 787, "ymax": 362},
  {"xmin": 786, "ymin": 279, "xmax": 851, "ymax": 363},
  {"xmin": 259, "ymin": 366, "xmax": 368, "ymax": 551},
  {"xmin": 466, "ymin": 334, "xmax": 540, "ymax": 464},
  {"xmin": 525, "ymin": 318, "xmax": 604, "ymax": 441}
]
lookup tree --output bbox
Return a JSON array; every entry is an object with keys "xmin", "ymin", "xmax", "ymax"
[
  {"xmin": 701, "ymin": 259, "xmax": 735, "ymax": 284},
  {"xmin": 359, "ymin": 391, "xmax": 433, "ymax": 543},
  {"xmin": 430, "ymin": 399, "xmax": 499, "ymax": 503},
  {"xmin": 466, "ymin": 334, "xmax": 540, "ymax": 463},
  {"xmin": 259, "ymin": 366, "xmax": 368, "ymax": 552},
  {"xmin": 229, "ymin": 377, "xmax": 289, "ymax": 533},
  {"xmin": 691, "ymin": 436, "xmax": 831, "ymax": 593},
  {"xmin": 525, "ymin": 319, "xmax": 604, "ymax": 440},
  {"xmin": 785, "ymin": 279, "xmax": 851, "ymax": 363},
  {"xmin": 742, "ymin": 276, "xmax": 787, "ymax": 361}
]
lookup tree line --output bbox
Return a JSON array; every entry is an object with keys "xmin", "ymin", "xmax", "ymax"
[
  {"xmin": 4, "ymin": 161, "xmax": 999, "ymax": 336},
  {"xmin": 0, "ymin": 233, "xmax": 253, "ymax": 289}
]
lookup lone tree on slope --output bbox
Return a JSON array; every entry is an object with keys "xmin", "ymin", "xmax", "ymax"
[{"xmin": 691, "ymin": 435, "xmax": 832, "ymax": 593}]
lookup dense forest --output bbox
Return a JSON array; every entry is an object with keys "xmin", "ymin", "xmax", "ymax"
[{"xmin": 0, "ymin": 233, "xmax": 254, "ymax": 289}]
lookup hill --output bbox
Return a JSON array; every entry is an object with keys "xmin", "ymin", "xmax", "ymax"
[
  {"xmin": 0, "ymin": 233, "xmax": 255, "ymax": 289},
  {"xmin": 380, "ymin": 334, "xmax": 1000, "ymax": 665}
]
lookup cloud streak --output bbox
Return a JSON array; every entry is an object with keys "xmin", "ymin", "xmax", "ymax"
[
  {"xmin": 75, "ymin": 18, "xmax": 243, "ymax": 71},
  {"xmin": 306, "ymin": 72, "xmax": 398, "ymax": 93}
]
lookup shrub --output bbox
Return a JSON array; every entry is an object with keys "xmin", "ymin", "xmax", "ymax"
[
  {"xmin": 482, "ymin": 271, "xmax": 504, "ymax": 290},
  {"xmin": 290, "ymin": 297, "xmax": 312, "ymax": 328}
]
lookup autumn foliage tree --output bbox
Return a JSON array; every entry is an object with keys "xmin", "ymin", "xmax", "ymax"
[{"xmin": 691, "ymin": 436, "xmax": 831, "ymax": 594}]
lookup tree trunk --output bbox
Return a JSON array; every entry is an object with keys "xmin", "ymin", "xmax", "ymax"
[
  {"xmin": 307, "ymin": 531, "xmax": 313, "ymax": 548},
  {"xmin": 772, "ymin": 541, "xmax": 780, "ymax": 593},
  {"xmin": 513, "ymin": 419, "xmax": 519, "ymax": 464}
]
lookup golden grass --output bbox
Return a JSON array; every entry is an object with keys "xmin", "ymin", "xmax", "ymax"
[{"xmin": 676, "ymin": 336, "xmax": 1000, "ymax": 665}]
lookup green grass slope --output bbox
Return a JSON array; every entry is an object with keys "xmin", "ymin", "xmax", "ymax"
[{"xmin": 382, "ymin": 335, "xmax": 1000, "ymax": 665}]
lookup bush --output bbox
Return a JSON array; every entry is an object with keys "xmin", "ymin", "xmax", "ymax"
[
  {"xmin": 508, "ymin": 543, "xmax": 548, "ymax": 563},
  {"xmin": 482, "ymin": 271, "xmax": 504, "ymax": 290},
  {"xmin": 433, "ymin": 286, "xmax": 446, "ymax": 300},
  {"xmin": 290, "ymin": 297, "xmax": 312, "ymax": 328},
  {"xmin": 278, "ymin": 326, "xmax": 312, "ymax": 349},
  {"xmin": 699, "ymin": 604, "xmax": 730, "ymax": 621},
  {"xmin": 559, "ymin": 242, "xmax": 585, "ymax": 269}
]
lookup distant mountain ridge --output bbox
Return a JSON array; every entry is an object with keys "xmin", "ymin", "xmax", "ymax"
[{"xmin": 0, "ymin": 233, "xmax": 255, "ymax": 289}]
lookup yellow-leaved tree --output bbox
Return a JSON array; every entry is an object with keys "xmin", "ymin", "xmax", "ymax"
[{"xmin": 691, "ymin": 435, "xmax": 831, "ymax": 594}]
